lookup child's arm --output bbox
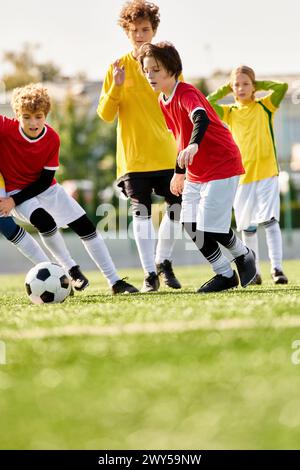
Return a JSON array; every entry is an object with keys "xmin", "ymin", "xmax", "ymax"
[
  {"xmin": 171, "ymin": 109, "xmax": 210, "ymax": 196},
  {"xmin": 11, "ymin": 169, "xmax": 56, "ymax": 206},
  {"xmin": 0, "ymin": 169, "xmax": 55, "ymax": 216},
  {"xmin": 97, "ymin": 61, "xmax": 123, "ymax": 123},
  {"xmin": 255, "ymin": 80, "xmax": 288, "ymax": 108},
  {"xmin": 177, "ymin": 109, "xmax": 210, "ymax": 169},
  {"xmin": 206, "ymin": 84, "xmax": 232, "ymax": 119}
]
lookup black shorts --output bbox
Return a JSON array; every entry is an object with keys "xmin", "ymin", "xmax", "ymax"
[{"xmin": 120, "ymin": 170, "xmax": 182, "ymax": 219}]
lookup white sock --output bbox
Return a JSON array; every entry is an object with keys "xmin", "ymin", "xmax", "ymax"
[
  {"xmin": 39, "ymin": 228, "xmax": 77, "ymax": 270},
  {"xmin": 242, "ymin": 230, "xmax": 260, "ymax": 274},
  {"xmin": 12, "ymin": 228, "xmax": 49, "ymax": 264},
  {"xmin": 208, "ymin": 247, "xmax": 233, "ymax": 278},
  {"xmin": 264, "ymin": 220, "xmax": 283, "ymax": 271},
  {"xmin": 133, "ymin": 216, "xmax": 156, "ymax": 274},
  {"xmin": 226, "ymin": 231, "xmax": 248, "ymax": 258},
  {"xmin": 81, "ymin": 232, "xmax": 119, "ymax": 286},
  {"xmin": 155, "ymin": 214, "xmax": 182, "ymax": 264}
]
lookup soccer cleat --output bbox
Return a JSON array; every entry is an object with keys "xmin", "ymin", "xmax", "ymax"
[
  {"xmin": 68, "ymin": 265, "xmax": 89, "ymax": 291},
  {"xmin": 111, "ymin": 278, "xmax": 139, "ymax": 294},
  {"xmin": 233, "ymin": 248, "xmax": 257, "ymax": 287},
  {"xmin": 141, "ymin": 272, "xmax": 160, "ymax": 293},
  {"xmin": 197, "ymin": 271, "xmax": 239, "ymax": 293},
  {"xmin": 249, "ymin": 273, "xmax": 263, "ymax": 285},
  {"xmin": 271, "ymin": 268, "xmax": 288, "ymax": 285},
  {"xmin": 156, "ymin": 259, "xmax": 181, "ymax": 289}
]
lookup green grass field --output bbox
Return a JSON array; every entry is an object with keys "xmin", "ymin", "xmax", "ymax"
[{"xmin": 1, "ymin": 260, "xmax": 300, "ymax": 450}]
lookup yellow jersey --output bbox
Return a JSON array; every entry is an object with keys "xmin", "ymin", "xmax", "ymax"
[
  {"xmin": 222, "ymin": 95, "xmax": 278, "ymax": 184},
  {"xmin": 207, "ymin": 81, "xmax": 288, "ymax": 185},
  {"xmin": 97, "ymin": 52, "xmax": 178, "ymax": 180}
]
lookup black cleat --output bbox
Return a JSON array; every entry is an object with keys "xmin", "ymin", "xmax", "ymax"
[
  {"xmin": 197, "ymin": 271, "xmax": 239, "ymax": 293},
  {"xmin": 68, "ymin": 265, "xmax": 89, "ymax": 291},
  {"xmin": 233, "ymin": 248, "xmax": 257, "ymax": 287},
  {"xmin": 112, "ymin": 278, "xmax": 139, "ymax": 294},
  {"xmin": 141, "ymin": 272, "xmax": 160, "ymax": 293},
  {"xmin": 271, "ymin": 268, "xmax": 288, "ymax": 285},
  {"xmin": 156, "ymin": 259, "xmax": 181, "ymax": 289},
  {"xmin": 249, "ymin": 273, "xmax": 263, "ymax": 285}
]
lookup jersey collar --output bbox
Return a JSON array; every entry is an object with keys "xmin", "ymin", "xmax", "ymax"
[
  {"xmin": 18, "ymin": 125, "xmax": 47, "ymax": 143},
  {"xmin": 161, "ymin": 81, "xmax": 180, "ymax": 105}
]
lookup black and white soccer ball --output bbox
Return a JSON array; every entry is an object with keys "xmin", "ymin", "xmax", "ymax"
[{"xmin": 25, "ymin": 262, "xmax": 72, "ymax": 304}]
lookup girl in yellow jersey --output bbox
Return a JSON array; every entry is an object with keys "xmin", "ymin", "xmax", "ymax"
[
  {"xmin": 208, "ymin": 66, "xmax": 288, "ymax": 285},
  {"xmin": 97, "ymin": 0, "xmax": 182, "ymax": 292}
]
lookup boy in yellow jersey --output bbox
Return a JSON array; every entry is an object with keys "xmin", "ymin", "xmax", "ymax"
[
  {"xmin": 97, "ymin": 0, "xmax": 182, "ymax": 292},
  {"xmin": 0, "ymin": 172, "xmax": 50, "ymax": 265},
  {"xmin": 208, "ymin": 66, "xmax": 288, "ymax": 284}
]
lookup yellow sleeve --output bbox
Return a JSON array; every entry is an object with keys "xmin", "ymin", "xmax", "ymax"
[
  {"xmin": 97, "ymin": 63, "xmax": 123, "ymax": 123},
  {"xmin": 259, "ymin": 94, "xmax": 277, "ymax": 113}
]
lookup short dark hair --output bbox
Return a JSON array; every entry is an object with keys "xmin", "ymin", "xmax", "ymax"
[
  {"xmin": 138, "ymin": 42, "xmax": 182, "ymax": 80},
  {"xmin": 118, "ymin": 0, "xmax": 160, "ymax": 33}
]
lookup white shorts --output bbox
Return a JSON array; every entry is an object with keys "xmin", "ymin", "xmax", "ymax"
[
  {"xmin": 234, "ymin": 176, "xmax": 280, "ymax": 231},
  {"xmin": 9, "ymin": 184, "xmax": 86, "ymax": 228},
  {"xmin": 181, "ymin": 176, "xmax": 240, "ymax": 233}
]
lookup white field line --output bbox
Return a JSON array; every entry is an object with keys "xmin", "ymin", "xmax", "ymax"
[{"xmin": 1, "ymin": 316, "xmax": 300, "ymax": 340}]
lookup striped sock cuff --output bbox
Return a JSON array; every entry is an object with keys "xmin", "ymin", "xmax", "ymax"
[
  {"xmin": 40, "ymin": 226, "xmax": 58, "ymax": 238},
  {"xmin": 226, "ymin": 233, "xmax": 236, "ymax": 249},
  {"xmin": 207, "ymin": 247, "xmax": 222, "ymax": 263},
  {"xmin": 80, "ymin": 231, "xmax": 97, "ymax": 242},
  {"xmin": 10, "ymin": 226, "xmax": 26, "ymax": 245}
]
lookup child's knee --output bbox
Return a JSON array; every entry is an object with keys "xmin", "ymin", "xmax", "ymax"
[{"xmin": 29, "ymin": 208, "xmax": 56, "ymax": 233}]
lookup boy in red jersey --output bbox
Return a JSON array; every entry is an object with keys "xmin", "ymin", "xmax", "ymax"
[
  {"xmin": 0, "ymin": 84, "xmax": 138, "ymax": 294},
  {"xmin": 97, "ymin": 0, "xmax": 182, "ymax": 293},
  {"xmin": 139, "ymin": 42, "xmax": 256, "ymax": 292}
]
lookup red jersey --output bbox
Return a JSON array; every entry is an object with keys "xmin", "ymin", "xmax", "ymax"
[
  {"xmin": 0, "ymin": 116, "xmax": 59, "ymax": 192},
  {"xmin": 159, "ymin": 82, "xmax": 244, "ymax": 183}
]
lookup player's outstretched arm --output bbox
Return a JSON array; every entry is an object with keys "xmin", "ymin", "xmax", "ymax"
[{"xmin": 97, "ymin": 60, "xmax": 124, "ymax": 123}]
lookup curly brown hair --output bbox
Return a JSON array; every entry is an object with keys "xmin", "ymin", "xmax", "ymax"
[
  {"xmin": 118, "ymin": 0, "xmax": 160, "ymax": 33},
  {"xmin": 11, "ymin": 83, "xmax": 51, "ymax": 117}
]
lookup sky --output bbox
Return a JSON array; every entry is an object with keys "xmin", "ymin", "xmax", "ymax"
[{"xmin": 0, "ymin": 0, "xmax": 299, "ymax": 81}]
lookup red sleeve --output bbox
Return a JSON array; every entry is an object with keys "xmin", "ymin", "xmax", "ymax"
[
  {"xmin": 44, "ymin": 131, "xmax": 60, "ymax": 170},
  {"xmin": 180, "ymin": 90, "xmax": 208, "ymax": 121},
  {"xmin": 0, "ymin": 115, "xmax": 14, "ymax": 137}
]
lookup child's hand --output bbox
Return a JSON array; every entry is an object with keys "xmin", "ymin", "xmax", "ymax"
[
  {"xmin": 177, "ymin": 144, "xmax": 198, "ymax": 169},
  {"xmin": 170, "ymin": 174, "xmax": 185, "ymax": 196},
  {"xmin": 113, "ymin": 60, "xmax": 125, "ymax": 86},
  {"xmin": 0, "ymin": 197, "xmax": 15, "ymax": 216}
]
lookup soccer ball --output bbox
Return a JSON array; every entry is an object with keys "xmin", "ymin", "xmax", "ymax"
[{"xmin": 25, "ymin": 262, "xmax": 72, "ymax": 304}]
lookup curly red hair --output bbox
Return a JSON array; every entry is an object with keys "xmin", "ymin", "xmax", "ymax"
[{"xmin": 12, "ymin": 83, "xmax": 51, "ymax": 117}]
